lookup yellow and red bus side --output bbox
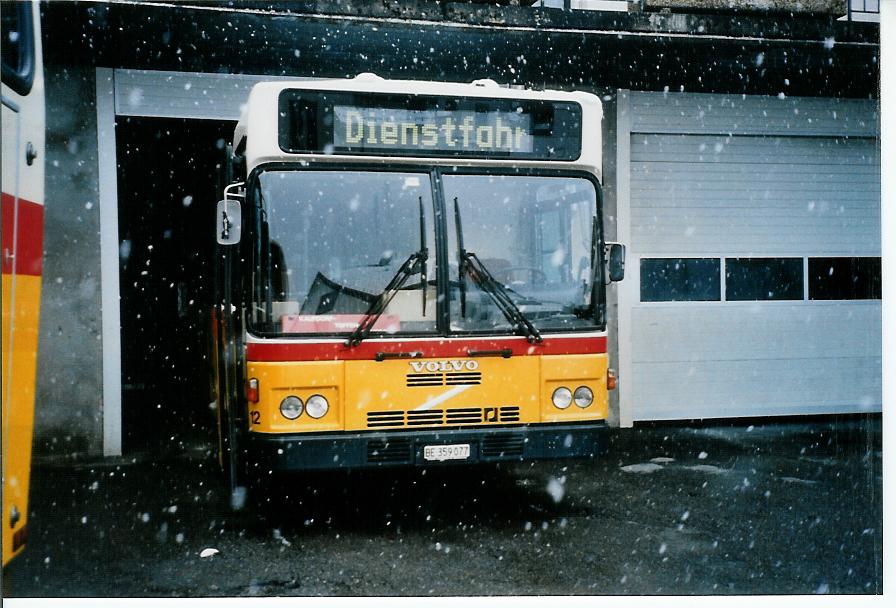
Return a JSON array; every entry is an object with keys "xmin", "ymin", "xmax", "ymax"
[
  {"xmin": 0, "ymin": 194, "xmax": 43, "ymax": 564},
  {"xmin": 2, "ymin": 0, "xmax": 45, "ymax": 566}
]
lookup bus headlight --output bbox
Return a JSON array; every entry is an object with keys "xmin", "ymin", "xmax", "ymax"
[
  {"xmin": 551, "ymin": 387, "xmax": 572, "ymax": 409},
  {"xmin": 279, "ymin": 396, "xmax": 303, "ymax": 420},
  {"xmin": 306, "ymin": 394, "xmax": 329, "ymax": 419},
  {"xmin": 574, "ymin": 386, "xmax": 594, "ymax": 408}
]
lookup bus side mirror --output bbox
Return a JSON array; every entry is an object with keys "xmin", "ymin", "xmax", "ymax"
[
  {"xmin": 216, "ymin": 199, "xmax": 241, "ymax": 245},
  {"xmin": 607, "ymin": 242, "xmax": 625, "ymax": 282}
]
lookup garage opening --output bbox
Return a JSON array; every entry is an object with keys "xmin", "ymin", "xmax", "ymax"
[{"xmin": 116, "ymin": 117, "xmax": 236, "ymax": 455}]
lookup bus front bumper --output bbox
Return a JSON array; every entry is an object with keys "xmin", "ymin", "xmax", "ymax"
[{"xmin": 243, "ymin": 423, "xmax": 608, "ymax": 472}]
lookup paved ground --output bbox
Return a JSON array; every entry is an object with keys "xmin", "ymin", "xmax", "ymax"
[{"xmin": 3, "ymin": 416, "xmax": 883, "ymax": 597}]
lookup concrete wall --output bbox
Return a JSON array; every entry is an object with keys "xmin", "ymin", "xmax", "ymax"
[{"xmin": 35, "ymin": 64, "xmax": 104, "ymax": 458}]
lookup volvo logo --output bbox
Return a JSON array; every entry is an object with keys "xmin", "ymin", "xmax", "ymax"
[{"xmin": 409, "ymin": 359, "xmax": 480, "ymax": 373}]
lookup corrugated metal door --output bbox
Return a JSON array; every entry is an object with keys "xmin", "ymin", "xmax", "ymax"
[{"xmin": 623, "ymin": 92, "xmax": 881, "ymax": 421}]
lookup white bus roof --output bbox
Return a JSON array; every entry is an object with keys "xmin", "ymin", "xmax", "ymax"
[{"xmin": 235, "ymin": 74, "xmax": 602, "ymax": 180}]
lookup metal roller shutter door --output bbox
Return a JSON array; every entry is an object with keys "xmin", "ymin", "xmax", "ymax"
[{"xmin": 625, "ymin": 92, "xmax": 881, "ymax": 421}]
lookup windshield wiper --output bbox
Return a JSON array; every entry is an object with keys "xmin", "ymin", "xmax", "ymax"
[
  {"xmin": 453, "ymin": 196, "xmax": 467, "ymax": 318},
  {"xmin": 453, "ymin": 196, "xmax": 541, "ymax": 343},
  {"xmin": 345, "ymin": 195, "xmax": 429, "ymax": 348},
  {"xmin": 344, "ymin": 249, "xmax": 427, "ymax": 347},
  {"xmin": 418, "ymin": 196, "xmax": 428, "ymax": 317},
  {"xmin": 462, "ymin": 251, "xmax": 543, "ymax": 344}
]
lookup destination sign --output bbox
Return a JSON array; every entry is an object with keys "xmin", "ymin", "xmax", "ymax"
[
  {"xmin": 333, "ymin": 106, "xmax": 534, "ymax": 155},
  {"xmin": 278, "ymin": 90, "xmax": 582, "ymax": 161}
]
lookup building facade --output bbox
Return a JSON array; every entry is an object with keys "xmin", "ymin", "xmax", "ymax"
[{"xmin": 34, "ymin": 0, "xmax": 880, "ymax": 457}]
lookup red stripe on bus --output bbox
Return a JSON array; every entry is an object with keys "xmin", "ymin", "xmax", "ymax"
[
  {"xmin": 246, "ymin": 335, "xmax": 607, "ymax": 362},
  {"xmin": 1, "ymin": 193, "xmax": 44, "ymax": 277}
]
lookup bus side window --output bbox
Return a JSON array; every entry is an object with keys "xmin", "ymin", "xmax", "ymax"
[{"xmin": 1, "ymin": 1, "xmax": 35, "ymax": 95}]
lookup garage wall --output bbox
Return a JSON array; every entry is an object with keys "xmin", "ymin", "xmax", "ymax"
[
  {"xmin": 34, "ymin": 64, "xmax": 105, "ymax": 457},
  {"xmin": 618, "ymin": 91, "xmax": 881, "ymax": 423}
]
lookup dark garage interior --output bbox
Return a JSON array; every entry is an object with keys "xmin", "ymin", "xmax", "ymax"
[{"xmin": 116, "ymin": 117, "xmax": 235, "ymax": 454}]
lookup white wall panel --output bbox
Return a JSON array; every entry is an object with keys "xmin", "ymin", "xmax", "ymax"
[
  {"xmin": 631, "ymin": 304, "xmax": 882, "ymax": 420},
  {"xmin": 632, "ymin": 303, "xmax": 882, "ymax": 362}
]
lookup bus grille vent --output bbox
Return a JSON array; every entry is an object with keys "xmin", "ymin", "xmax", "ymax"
[
  {"xmin": 406, "ymin": 410, "xmax": 444, "ymax": 426},
  {"xmin": 406, "ymin": 372, "xmax": 482, "ymax": 387},
  {"xmin": 406, "ymin": 373, "xmax": 443, "ymax": 387},
  {"xmin": 481, "ymin": 434, "xmax": 525, "ymax": 458},
  {"xmin": 445, "ymin": 407, "xmax": 482, "ymax": 424},
  {"xmin": 445, "ymin": 372, "xmax": 481, "ymax": 385},
  {"xmin": 499, "ymin": 406, "xmax": 520, "ymax": 422},
  {"xmin": 367, "ymin": 438, "xmax": 412, "ymax": 464},
  {"xmin": 366, "ymin": 411, "xmax": 405, "ymax": 428},
  {"xmin": 366, "ymin": 406, "xmax": 521, "ymax": 428}
]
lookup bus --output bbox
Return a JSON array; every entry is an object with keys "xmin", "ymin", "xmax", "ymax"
[
  {"xmin": 212, "ymin": 74, "xmax": 624, "ymax": 506},
  {"xmin": 2, "ymin": 0, "xmax": 45, "ymax": 565}
]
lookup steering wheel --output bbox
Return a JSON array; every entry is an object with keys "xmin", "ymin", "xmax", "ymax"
[{"xmin": 495, "ymin": 266, "xmax": 547, "ymax": 284}]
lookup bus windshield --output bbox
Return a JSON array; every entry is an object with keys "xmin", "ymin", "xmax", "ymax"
[
  {"xmin": 249, "ymin": 170, "xmax": 438, "ymax": 336},
  {"xmin": 248, "ymin": 169, "xmax": 600, "ymax": 337},
  {"xmin": 445, "ymin": 174, "xmax": 599, "ymax": 333}
]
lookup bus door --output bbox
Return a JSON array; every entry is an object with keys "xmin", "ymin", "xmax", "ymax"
[{"xmin": 212, "ymin": 149, "xmax": 248, "ymax": 509}]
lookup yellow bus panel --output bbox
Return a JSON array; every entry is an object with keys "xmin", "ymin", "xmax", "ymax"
[
  {"xmin": 245, "ymin": 352, "xmax": 608, "ymax": 435},
  {"xmin": 2, "ymin": 274, "xmax": 41, "ymax": 565}
]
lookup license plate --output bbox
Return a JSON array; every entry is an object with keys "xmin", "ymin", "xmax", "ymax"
[{"xmin": 423, "ymin": 443, "xmax": 471, "ymax": 462}]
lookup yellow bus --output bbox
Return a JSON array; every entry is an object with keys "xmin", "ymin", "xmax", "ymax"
[
  {"xmin": 212, "ymin": 74, "xmax": 624, "ymax": 506},
  {"xmin": 2, "ymin": 0, "xmax": 45, "ymax": 565}
]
